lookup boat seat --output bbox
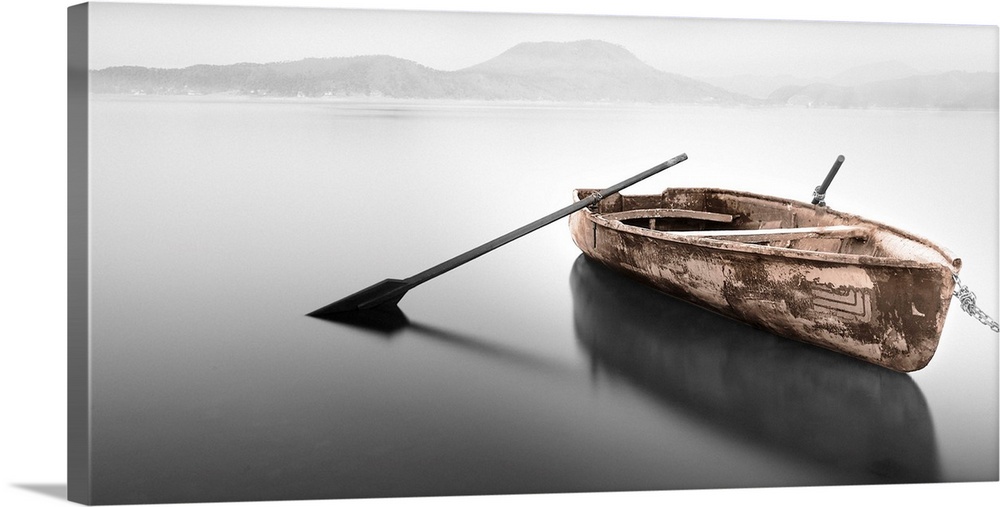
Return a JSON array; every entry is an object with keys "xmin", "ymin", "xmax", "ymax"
[
  {"xmin": 672, "ymin": 224, "xmax": 870, "ymax": 243},
  {"xmin": 602, "ymin": 208, "xmax": 734, "ymax": 223}
]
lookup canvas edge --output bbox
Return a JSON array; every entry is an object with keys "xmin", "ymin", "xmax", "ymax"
[{"xmin": 68, "ymin": 2, "xmax": 92, "ymax": 505}]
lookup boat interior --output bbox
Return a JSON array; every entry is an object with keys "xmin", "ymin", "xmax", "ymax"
[{"xmin": 578, "ymin": 187, "xmax": 956, "ymax": 267}]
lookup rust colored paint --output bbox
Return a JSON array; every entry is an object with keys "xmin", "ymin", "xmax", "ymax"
[{"xmin": 569, "ymin": 187, "xmax": 958, "ymax": 372}]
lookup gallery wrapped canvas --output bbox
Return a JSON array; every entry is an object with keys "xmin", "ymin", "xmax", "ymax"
[{"xmin": 68, "ymin": 2, "xmax": 997, "ymax": 505}]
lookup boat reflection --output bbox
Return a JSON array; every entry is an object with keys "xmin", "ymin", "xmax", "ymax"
[{"xmin": 570, "ymin": 254, "xmax": 940, "ymax": 484}]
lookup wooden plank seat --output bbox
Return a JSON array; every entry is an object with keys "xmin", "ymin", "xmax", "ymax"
[
  {"xmin": 602, "ymin": 208, "xmax": 735, "ymax": 223},
  {"xmin": 672, "ymin": 224, "xmax": 870, "ymax": 243}
]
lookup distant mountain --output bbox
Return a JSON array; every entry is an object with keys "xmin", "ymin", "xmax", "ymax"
[
  {"xmin": 769, "ymin": 71, "xmax": 998, "ymax": 109},
  {"xmin": 90, "ymin": 40, "xmax": 997, "ymax": 110},
  {"xmin": 90, "ymin": 56, "xmax": 454, "ymax": 98},
  {"xmin": 90, "ymin": 40, "xmax": 755, "ymax": 105},
  {"xmin": 697, "ymin": 74, "xmax": 819, "ymax": 100},
  {"xmin": 464, "ymin": 40, "xmax": 633, "ymax": 75},
  {"xmin": 452, "ymin": 40, "xmax": 748, "ymax": 103},
  {"xmin": 857, "ymin": 71, "xmax": 999, "ymax": 109},
  {"xmin": 828, "ymin": 61, "xmax": 923, "ymax": 87},
  {"xmin": 702, "ymin": 61, "xmax": 997, "ymax": 110}
]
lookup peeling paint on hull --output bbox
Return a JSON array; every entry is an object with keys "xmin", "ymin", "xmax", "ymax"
[{"xmin": 569, "ymin": 187, "xmax": 959, "ymax": 372}]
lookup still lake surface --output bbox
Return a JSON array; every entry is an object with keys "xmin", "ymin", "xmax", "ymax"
[{"xmin": 88, "ymin": 96, "xmax": 998, "ymax": 503}]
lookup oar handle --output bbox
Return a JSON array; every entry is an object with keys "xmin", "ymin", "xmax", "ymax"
[
  {"xmin": 812, "ymin": 155, "xmax": 844, "ymax": 206},
  {"xmin": 404, "ymin": 153, "xmax": 688, "ymax": 287},
  {"xmin": 593, "ymin": 153, "xmax": 689, "ymax": 200}
]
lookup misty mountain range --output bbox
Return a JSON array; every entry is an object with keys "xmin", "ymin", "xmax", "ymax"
[{"xmin": 90, "ymin": 39, "xmax": 998, "ymax": 110}]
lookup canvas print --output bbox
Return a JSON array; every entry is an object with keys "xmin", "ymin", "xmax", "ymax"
[{"xmin": 68, "ymin": 2, "xmax": 999, "ymax": 505}]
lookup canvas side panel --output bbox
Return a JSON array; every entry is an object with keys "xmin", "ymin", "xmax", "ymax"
[{"xmin": 67, "ymin": 3, "xmax": 91, "ymax": 505}]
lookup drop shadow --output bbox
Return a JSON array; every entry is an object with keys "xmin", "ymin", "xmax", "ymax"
[
  {"xmin": 569, "ymin": 254, "xmax": 940, "ymax": 484},
  {"xmin": 13, "ymin": 483, "xmax": 67, "ymax": 500}
]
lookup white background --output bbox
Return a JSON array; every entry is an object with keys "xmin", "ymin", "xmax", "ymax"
[{"xmin": 2, "ymin": 1, "xmax": 997, "ymax": 506}]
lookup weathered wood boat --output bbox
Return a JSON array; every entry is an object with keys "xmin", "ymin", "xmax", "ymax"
[{"xmin": 569, "ymin": 186, "xmax": 961, "ymax": 372}]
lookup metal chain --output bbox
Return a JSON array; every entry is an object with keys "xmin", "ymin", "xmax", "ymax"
[{"xmin": 953, "ymin": 274, "xmax": 1000, "ymax": 333}]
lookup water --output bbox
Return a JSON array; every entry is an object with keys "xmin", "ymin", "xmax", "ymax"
[{"xmin": 87, "ymin": 96, "xmax": 998, "ymax": 504}]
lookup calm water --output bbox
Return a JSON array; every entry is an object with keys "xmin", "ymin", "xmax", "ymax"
[{"xmin": 88, "ymin": 96, "xmax": 998, "ymax": 504}]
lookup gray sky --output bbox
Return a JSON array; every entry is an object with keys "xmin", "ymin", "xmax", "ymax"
[{"xmin": 88, "ymin": 1, "xmax": 998, "ymax": 79}]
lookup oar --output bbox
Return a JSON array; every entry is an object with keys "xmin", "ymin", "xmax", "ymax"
[
  {"xmin": 308, "ymin": 153, "xmax": 688, "ymax": 317},
  {"xmin": 812, "ymin": 155, "xmax": 845, "ymax": 206}
]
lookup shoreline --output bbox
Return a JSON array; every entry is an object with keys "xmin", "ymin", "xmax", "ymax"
[{"xmin": 87, "ymin": 93, "xmax": 1000, "ymax": 113}]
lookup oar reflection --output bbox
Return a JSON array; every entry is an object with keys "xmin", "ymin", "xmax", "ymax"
[{"xmin": 311, "ymin": 306, "xmax": 572, "ymax": 376}]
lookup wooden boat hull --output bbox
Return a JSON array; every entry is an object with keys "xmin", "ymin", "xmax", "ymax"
[{"xmin": 569, "ymin": 187, "xmax": 960, "ymax": 372}]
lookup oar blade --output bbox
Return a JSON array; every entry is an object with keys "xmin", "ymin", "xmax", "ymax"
[
  {"xmin": 311, "ymin": 303, "xmax": 411, "ymax": 335},
  {"xmin": 307, "ymin": 278, "xmax": 411, "ymax": 317}
]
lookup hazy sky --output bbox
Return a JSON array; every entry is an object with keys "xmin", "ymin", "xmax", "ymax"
[{"xmin": 88, "ymin": 2, "xmax": 998, "ymax": 78}]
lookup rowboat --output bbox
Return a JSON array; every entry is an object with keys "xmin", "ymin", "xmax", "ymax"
[{"xmin": 568, "ymin": 186, "xmax": 961, "ymax": 372}]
